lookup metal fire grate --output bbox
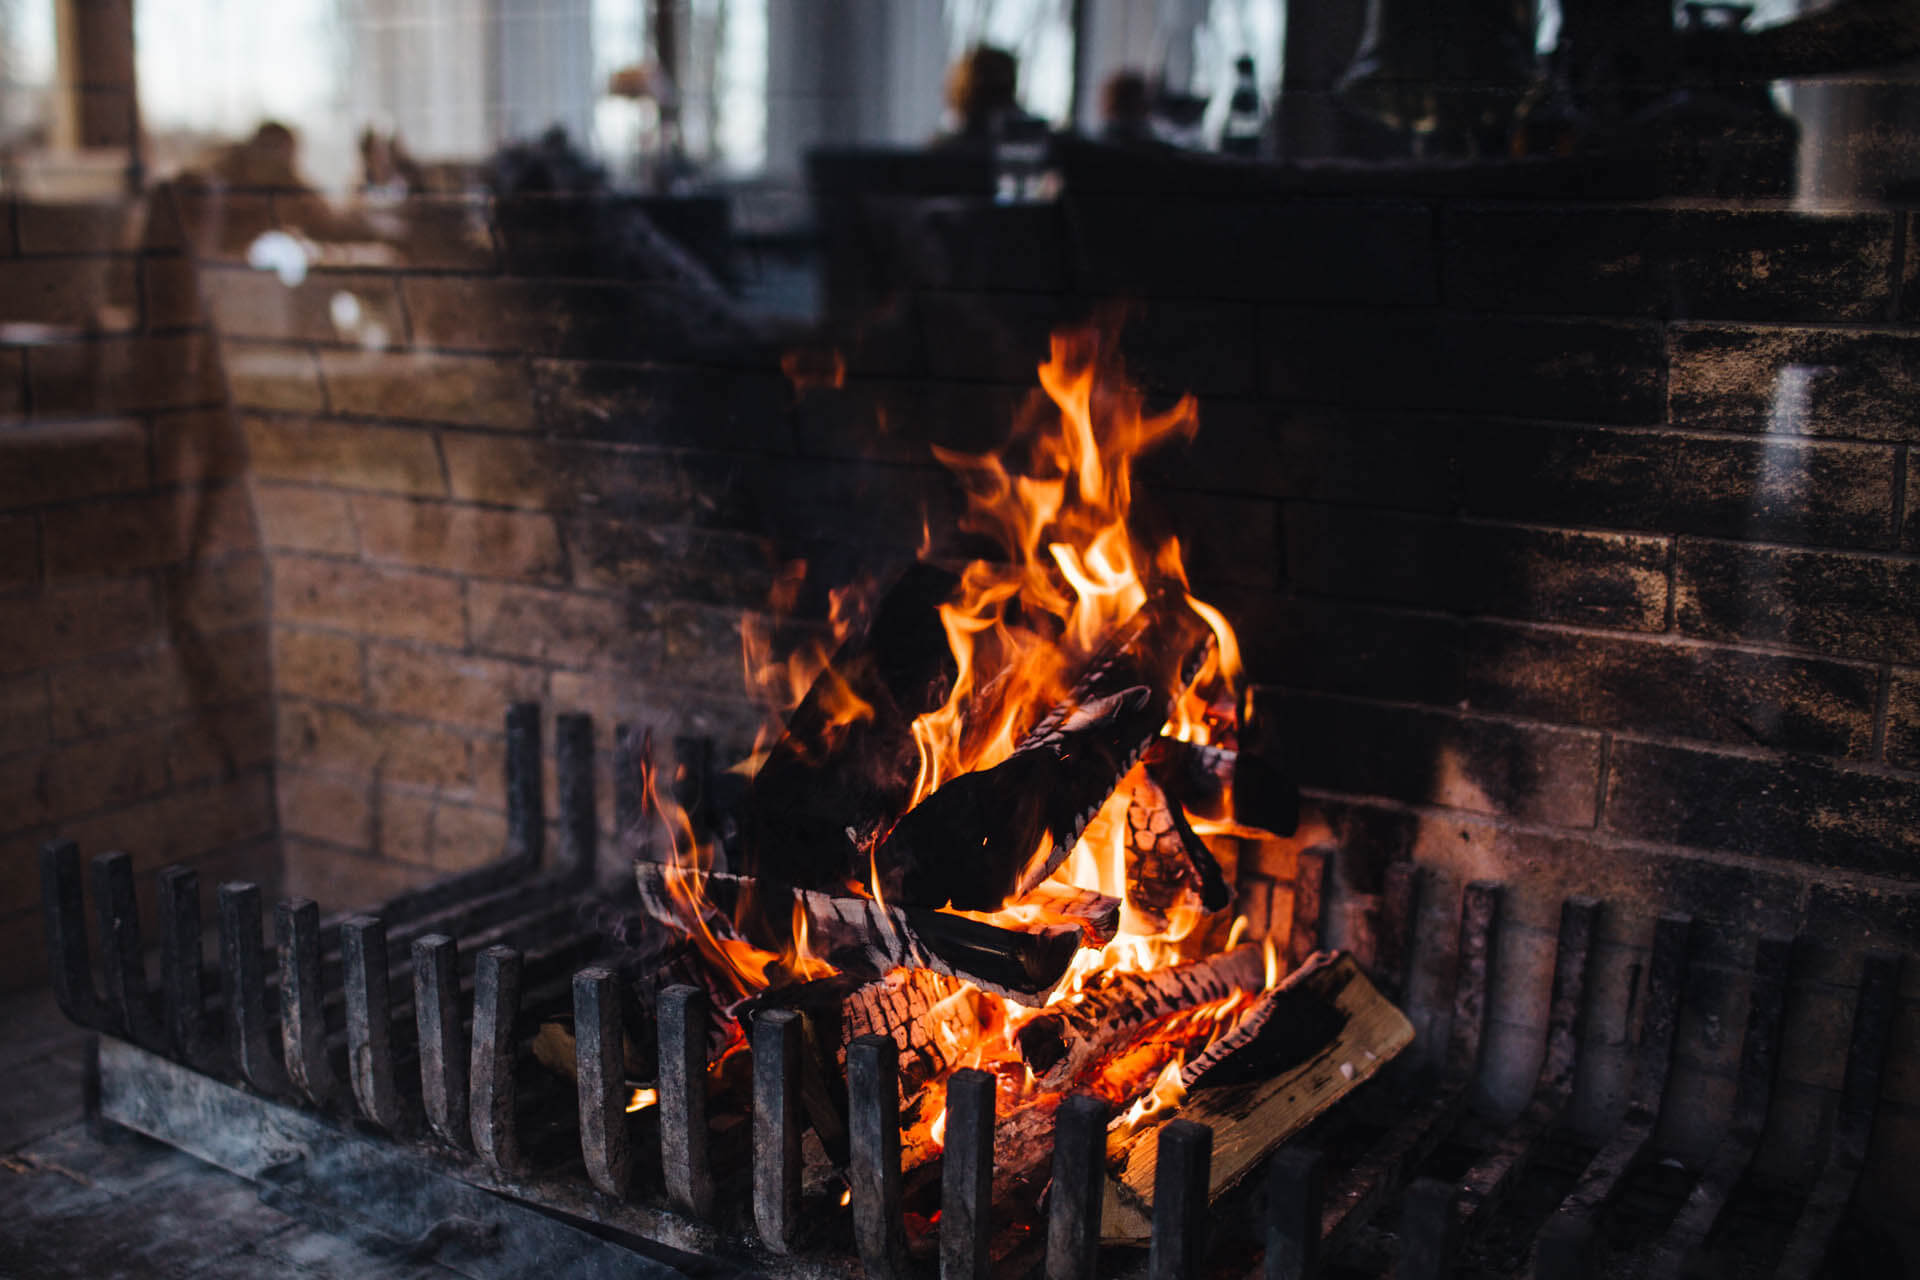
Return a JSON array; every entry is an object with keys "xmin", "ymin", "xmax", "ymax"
[{"xmin": 38, "ymin": 703, "xmax": 1905, "ymax": 1279}]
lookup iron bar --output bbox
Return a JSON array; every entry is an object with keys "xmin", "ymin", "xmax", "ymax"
[
  {"xmin": 573, "ymin": 967, "xmax": 631, "ymax": 1199},
  {"xmin": 1147, "ymin": 1119, "xmax": 1212, "ymax": 1280},
  {"xmin": 1045, "ymin": 1093, "xmax": 1109, "ymax": 1280},
  {"xmin": 276, "ymin": 898, "xmax": 338, "ymax": 1107},
  {"xmin": 412, "ymin": 933, "xmax": 468, "ymax": 1148},
  {"xmin": 940, "ymin": 1067, "xmax": 996, "ymax": 1280},
  {"xmin": 847, "ymin": 1034, "xmax": 907, "ymax": 1279},
  {"xmin": 658, "ymin": 984, "xmax": 714, "ymax": 1220},
  {"xmin": 752, "ymin": 1008, "xmax": 802, "ymax": 1253},
  {"xmin": 471, "ymin": 944, "xmax": 524, "ymax": 1173},
  {"xmin": 342, "ymin": 915, "xmax": 402, "ymax": 1130}
]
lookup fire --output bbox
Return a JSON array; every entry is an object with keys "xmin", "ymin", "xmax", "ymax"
[{"xmin": 626, "ymin": 1086, "xmax": 658, "ymax": 1113}]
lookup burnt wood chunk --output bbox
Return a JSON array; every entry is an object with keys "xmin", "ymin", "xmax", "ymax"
[
  {"xmin": 752, "ymin": 1008, "xmax": 803, "ymax": 1253},
  {"xmin": 412, "ymin": 933, "xmax": 468, "ymax": 1148},
  {"xmin": 506, "ymin": 701, "xmax": 544, "ymax": 862},
  {"xmin": 40, "ymin": 839, "xmax": 102, "ymax": 1028},
  {"xmin": 740, "ymin": 561, "xmax": 961, "ymax": 889},
  {"xmin": 574, "ymin": 967, "xmax": 630, "ymax": 1199},
  {"xmin": 1146, "ymin": 736, "xmax": 1301, "ymax": 837},
  {"xmin": 1148, "ymin": 1119, "xmax": 1212, "ymax": 1280},
  {"xmin": 1023, "ymin": 882, "xmax": 1123, "ymax": 944},
  {"xmin": 1535, "ymin": 913, "xmax": 1693, "ymax": 1276},
  {"xmin": 1289, "ymin": 849, "xmax": 1330, "ymax": 971},
  {"xmin": 217, "ymin": 881, "xmax": 284, "ymax": 1095},
  {"xmin": 658, "ymin": 984, "xmax": 714, "ymax": 1219},
  {"xmin": 1457, "ymin": 895, "xmax": 1597, "ymax": 1230},
  {"xmin": 880, "ymin": 593, "xmax": 1215, "ymax": 912},
  {"xmin": 471, "ymin": 944, "xmax": 524, "ymax": 1173},
  {"xmin": 941, "ymin": 1067, "xmax": 996, "ymax": 1280},
  {"xmin": 1017, "ymin": 945, "xmax": 1268, "ymax": 1085},
  {"xmin": 848, "ymin": 1035, "xmax": 908, "ymax": 1280},
  {"xmin": 156, "ymin": 865, "xmax": 205, "ymax": 1061},
  {"xmin": 555, "ymin": 712, "xmax": 596, "ymax": 885},
  {"xmin": 1046, "ymin": 1093, "xmax": 1111, "ymax": 1280},
  {"xmin": 341, "ymin": 915, "xmax": 402, "ymax": 1131},
  {"xmin": 1774, "ymin": 950, "xmax": 1903, "ymax": 1280},
  {"xmin": 1124, "ymin": 771, "xmax": 1228, "ymax": 926},
  {"xmin": 1263, "ymin": 1145, "xmax": 1323, "ymax": 1280},
  {"xmin": 91, "ymin": 851, "xmax": 162, "ymax": 1048},
  {"xmin": 1648, "ymin": 933, "xmax": 1791, "ymax": 1280},
  {"xmin": 275, "ymin": 898, "xmax": 337, "ymax": 1107}
]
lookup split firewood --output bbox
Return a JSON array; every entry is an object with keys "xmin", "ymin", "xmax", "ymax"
[
  {"xmin": 633, "ymin": 862, "xmax": 1082, "ymax": 1007},
  {"xmin": 1013, "ymin": 944, "xmax": 1268, "ymax": 1088},
  {"xmin": 738, "ymin": 562, "xmax": 960, "ymax": 890},
  {"xmin": 877, "ymin": 592, "xmax": 1216, "ymax": 912},
  {"xmin": 1145, "ymin": 736, "xmax": 1301, "ymax": 837},
  {"xmin": 1176, "ymin": 950, "xmax": 1344, "ymax": 1088},
  {"xmin": 1123, "ymin": 770, "xmax": 1230, "ymax": 927},
  {"xmin": 1002, "ymin": 881, "xmax": 1122, "ymax": 944}
]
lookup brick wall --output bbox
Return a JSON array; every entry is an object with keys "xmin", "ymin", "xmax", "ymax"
[{"xmin": 0, "ymin": 192, "xmax": 276, "ymax": 989}]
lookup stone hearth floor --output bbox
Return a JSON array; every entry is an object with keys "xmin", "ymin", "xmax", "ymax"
[{"xmin": 0, "ymin": 987, "xmax": 461, "ymax": 1279}]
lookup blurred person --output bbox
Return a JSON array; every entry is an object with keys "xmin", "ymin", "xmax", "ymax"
[
  {"xmin": 1099, "ymin": 69, "xmax": 1161, "ymax": 146},
  {"xmin": 939, "ymin": 44, "xmax": 1043, "ymax": 144}
]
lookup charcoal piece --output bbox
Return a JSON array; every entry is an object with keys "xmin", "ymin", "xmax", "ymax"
[
  {"xmin": 739, "ymin": 562, "xmax": 960, "ymax": 891},
  {"xmin": 878, "ymin": 593, "xmax": 1215, "ymax": 912}
]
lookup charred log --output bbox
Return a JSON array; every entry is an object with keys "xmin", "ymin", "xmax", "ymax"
[
  {"xmin": 633, "ymin": 862, "xmax": 1083, "ymax": 1006},
  {"xmin": 1178, "ymin": 951, "xmax": 1346, "ymax": 1088},
  {"xmin": 1021, "ymin": 882, "xmax": 1122, "ymax": 945},
  {"xmin": 1014, "ymin": 944, "xmax": 1268, "ymax": 1087},
  {"xmin": 1145, "ymin": 737, "xmax": 1300, "ymax": 837},
  {"xmin": 877, "ymin": 593, "xmax": 1215, "ymax": 912},
  {"xmin": 1123, "ymin": 771, "xmax": 1231, "ymax": 926},
  {"xmin": 737, "ymin": 562, "xmax": 960, "ymax": 890}
]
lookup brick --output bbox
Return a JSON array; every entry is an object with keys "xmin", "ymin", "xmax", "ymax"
[
  {"xmin": 42, "ymin": 483, "xmax": 254, "ymax": 578},
  {"xmin": 426, "ymin": 801, "xmax": 508, "ymax": 871},
  {"xmin": 1905, "ymin": 211, "xmax": 1920, "ymax": 323},
  {"xmin": 168, "ymin": 701, "xmax": 276, "ymax": 784},
  {"xmin": 439, "ymin": 433, "xmax": 555, "ymax": 508},
  {"xmin": 917, "ymin": 289, "xmax": 1084, "ymax": 383},
  {"xmin": 0, "ymin": 195, "xmax": 13, "ymax": 253},
  {"xmin": 1461, "ymin": 423, "xmax": 1900, "ymax": 549},
  {"xmin": 1254, "ymin": 690, "xmax": 1603, "ymax": 827},
  {"xmin": 651, "ymin": 602, "xmax": 751, "ymax": 692},
  {"xmin": 1113, "ymin": 300, "xmax": 1260, "ymax": 398},
  {"xmin": 12, "ymin": 198, "xmax": 142, "ymax": 254},
  {"xmin": 1229, "ymin": 594, "xmax": 1464, "ymax": 705},
  {"xmin": 0, "ymin": 418, "xmax": 148, "ymax": 509},
  {"xmin": 1669, "ymin": 325, "xmax": 1920, "ymax": 442},
  {"xmin": 1888, "ymin": 668, "xmax": 1920, "ymax": 773},
  {"xmin": 166, "ymin": 187, "xmax": 278, "ymax": 262},
  {"xmin": 39, "ymin": 724, "xmax": 172, "ymax": 819},
  {"xmin": 0, "ymin": 349, "xmax": 23, "ymax": 422},
  {"xmin": 533, "ymin": 359, "xmax": 797, "ymax": 452},
  {"xmin": 379, "ymin": 195, "xmax": 496, "ymax": 270},
  {"xmin": 0, "ymin": 577, "xmax": 158, "ymax": 675},
  {"xmin": 1602, "ymin": 739, "xmax": 1920, "ymax": 877},
  {"xmin": 279, "ymin": 837, "xmax": 438, "ymax": 910},
  {"xmin": 0, "ymin": 673, "xmax": 48, "ymax": 755},
  {"xmin": 1286, "ymin": 507, "xmax": 1669, "ymax": 630},
  {"xmin": 350, "ymin": 495, "xmax": 564, "ymax": 582},
  {"xmin": 442, "ymin": 434, "xmax": 704, "ymax": 521},
  {"xmin": 568, "ymin": 519, "xmax": 773, "ymax": 604},
  {"xmin": 467, "ymin": 582, "xmax": 637, "ymax": 669},
  {"xmin": 58, "ymin": 771, "xmax": 274, "ymax": 877},
  {"xmin": 272, "ymin": 627, "xmax": 363, "ymax": 703},
  {"xmin": 243, "ymin": 415, "xmax": 445, "ymax": 495},
  {"xmin": 141, "ymin": 254, "xmax": 202, "ymax": 329},
  {"xmin": 29, "ymin": 333, "xmax": 224, "ymax": 414},
  {"xmin": 1802, "ymin": 882, "xmax": 1920, "ymax": 986},
  {"xmin": 1905, "ymin": 449, "xmax": 1917, "ymax": 553},
  {"xmin": 405, "ymin": 275, "xmax": 741, "ymax": 363},
  {"xmin": 791, "ymin": 377, "xmax": 1022, "ymax": 467},
  {"xmin": 1162, "ymin": 492, "xmax": 1281, "ymax": 592},
  {"xmin": 1467, "ymin": 623, "xmax": 1878, "ymax": 758},
  {"xmin": 0, "ymin": 753, "xmax": 49, "ymax": 832},
  {"xmin": 153, "ymin": 409, "xmax": 248, "ymax": 482},
  {"xmin": 1442, "ymin": 207, "xmax": 1894, "ymax": 321},
  {"xmin": 366, "ymin": 643, "xmax": 544, "ymax": 730},
  {"xmin": 277, "ymin": 700, "xmax": 470, "ymax": 789},
  {"xmin": 318, "ymin": 350, "xmax": 535, "ymax": 431},
  {"xmin": 48, "ymin": 629, "xmax": 268, "ymax": 738},
  {"xmin": 0, "ymin": 516, "xmax": 35, "ymax": 590},
  {"xmin": 272, "ymin": 555, "xmax": 466, "ymax": 645},
  {"xmin": 201, "ymin": 267, "xmax": 403, "ymax": 344},
  {"xmin": 277, "ymin": 768, "xmax": 371, "ymax": 847},
  {"xmin": 493, "ymin": 192, "xmax": 730, "ymax": 280},
  {"xmin": 221, "ymin": 342, "xmax": 326, "ymax": 412},
  {"xmin": 1149, "ymin": 406, "xmax": 1462, "ymax": 511},
  {"xmin": 252, "ymin": 482, "xmax": 356, "ymax": 553},
  {"xmin": 1260, "ymin": 309, "xmax": 1665, "ymax": 424},
  {"xmin": 0, "ymin": 257, "xmax": 137, "ymax": 331},
  {"xmin": 1675, "ymin": 540, "xmax": 1920, "ymax": 664},
  {"xmin": 164, "ymin": 553, "xmax": 267, "ymax": 631},
  {"xmin": 1075, "ymin": 197, "xmax": 1435, "ymax": 304}
]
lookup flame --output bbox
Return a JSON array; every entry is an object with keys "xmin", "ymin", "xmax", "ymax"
[
  {"xmin": 627, "ymin": 1087, "xmax": 658, "ymax": 1113},
  {"xmin": 1112, "ymin": 1059, "xmax": 1188, "ymax": 1142}
]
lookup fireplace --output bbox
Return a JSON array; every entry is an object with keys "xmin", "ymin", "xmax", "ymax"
[{"xmin": 5, "ymin": 6, "xmax": 1920, "ymax": 1270}]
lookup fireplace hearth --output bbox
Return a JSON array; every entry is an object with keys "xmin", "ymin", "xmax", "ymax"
[{"xmin": 38, "ymin": 700, "xmax": 1907, "ymax": 1278}]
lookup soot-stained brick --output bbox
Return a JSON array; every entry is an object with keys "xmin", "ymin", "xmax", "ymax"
[
  {"xmin": 1148, "ymin": 405, "xmax": 1460, "ymax": 511},
  {"xmin": 1257, "ymin": 691, "xmax": 1602, "ymax": 827},
  {"xmin": 533, "ymin": 359, "xmax": 795, "ymax": 454},
  {"xmin": 1669, "ymin": 324, "xmax": 1920, "ymax": 442},
  {"xmin": 1887, "ymin": 668, "xmax": 1920, "ymax": 773},
  {"xmin": 1675, "ymin": 540, "xmax": 1920, "ymax": 664},
  {"xmin": 1603, "ymin": 739, "xmax": 1920, "ymax": 878},
  {"xmin": 1223, "ymin": 591, "xmax": 1464, "ymax": 705},
  {"xmin": 1467, "ymin": 622, "xmax": 1879, "ymax": 758}
]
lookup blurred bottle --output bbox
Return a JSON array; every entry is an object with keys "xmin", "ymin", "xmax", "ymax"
[
  {"xmin": 1220, "ymin": 55, "xmax": 1264, "ymax": 156},
  {"xmin": 994, "ymin": 113, "xmax": 1059, "ymax": 203}
]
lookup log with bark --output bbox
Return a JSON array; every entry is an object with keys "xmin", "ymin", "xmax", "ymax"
[
  {"xmin": 633, "ymin": 862, "xmax": 1082, "ymax": 1006},
  {"xmin": 876, "ymin": 593, "xmax": 1216, "ymax": 912},
  {"xmin": 1013, "ymin": 944, "xmax": 1268, "ymax": 1087},
  {"xmin": 736, "ymin": 562, "xmax": 959, "ymax": 890}
]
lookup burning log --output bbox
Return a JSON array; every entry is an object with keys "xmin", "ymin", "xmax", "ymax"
[
  {"xmin": 878, "ymin": 593, "xmax": 1215, "ymax": 912},
  {"xmin": 1021, "ymin": 882, "xmax": 1122, "ymax": 944},
  {"xmin": 1014, "ymin": 944, "xmax": 1269, "ymax": 1088},
  {"xmin": 1144, "ymin": 736, "xmax": 1301, "ymax": 837},
  {"xmin": 633, "ymin": 862, "xmax": 1081, "ymax": 1007},
  {"xmin": 738, "ymin": 562, "xmax": 960, "ymax": 890},
  {"xmin": 1123, "ymin": 771, "xmax": 1230, "ymax": 927}
]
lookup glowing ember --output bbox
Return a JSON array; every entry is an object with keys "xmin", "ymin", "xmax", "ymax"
[{"xmin": 626, "ymin": 1087, "xmax": 657, "ymax": 1113}]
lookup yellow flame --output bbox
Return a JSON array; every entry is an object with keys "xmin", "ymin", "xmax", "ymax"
[{"xmin": 627, "ymin": 1087, "xmax": 657, "ymax": 1113}]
